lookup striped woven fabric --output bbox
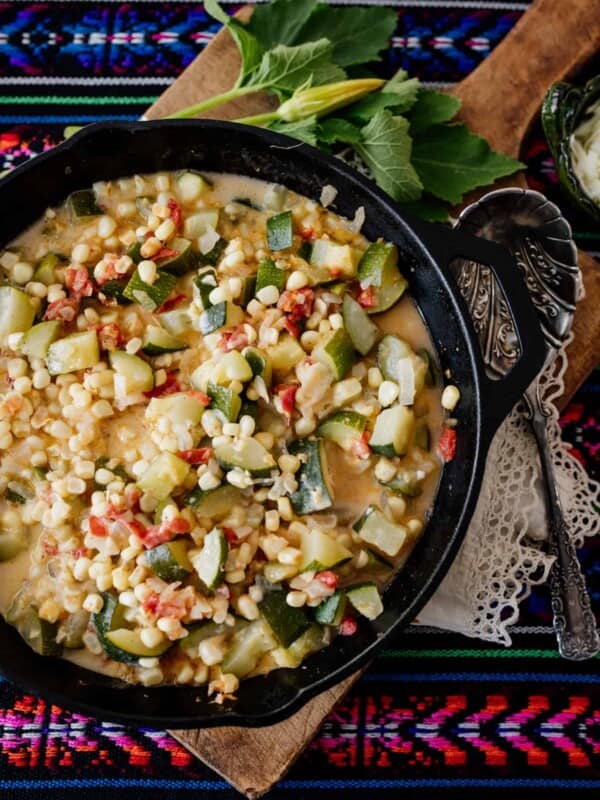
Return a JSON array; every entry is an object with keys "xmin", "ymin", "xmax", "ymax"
[{"xmin": 0, "ymin": 2, "xmax": 598, "ymax": 798}]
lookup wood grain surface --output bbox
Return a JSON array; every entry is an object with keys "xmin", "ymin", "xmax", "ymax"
[{"xmin": 144, "ymin": 1, "xmax": 600, "ymax": 795}]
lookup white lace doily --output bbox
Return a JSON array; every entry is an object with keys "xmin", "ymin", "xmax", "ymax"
[{"xmin": 419, "ymin": 333, "xmax": 600, "ymax": 644}]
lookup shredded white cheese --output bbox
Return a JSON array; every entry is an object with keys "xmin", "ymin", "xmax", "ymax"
[{"xmin": 570, "ymin": 98, "xmax": 600, "ymax": 205}]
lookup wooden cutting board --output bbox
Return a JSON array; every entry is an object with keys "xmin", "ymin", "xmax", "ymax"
[{"xmin": 145, "ymin": 1, "xmax": 600, "ymax": 796}]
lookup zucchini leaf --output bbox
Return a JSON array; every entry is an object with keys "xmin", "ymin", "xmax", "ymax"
[
  {"xmin": 398, "ymin": 193, "xmax": 450, "ymax": 222},
  {"xmin": 245, "ymin": 40, "xmax": 345, "ymax": 96},
  {"xmin": 408, "ymin": 89, "xmax": 461, "ymax": 134},
  {"xmin": 412, "ymin": 123, "xmax": 524, "ymax": 204},
  {"xmin": 245, "ymin": 0, "xmax": 317, "ymax": 50},
  {"xmin": 318, "ymin": 118, "xmax": 362, "ymax": 145},
  {"xmin": 355, "ymin": 110, "xmax": 422, "ymax": 202},
  {"xmin": 204, "ymin": 0, "xmax": 263, "ymax": 83},
  {"xmin": 271, "ymin": 116, "xmax": 319, "ymax": 146}
]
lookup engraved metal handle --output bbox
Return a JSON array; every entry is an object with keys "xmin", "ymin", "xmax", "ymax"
[{"xmin": 527, "ymin": 390, "xmax": 600, "ymax": 660}]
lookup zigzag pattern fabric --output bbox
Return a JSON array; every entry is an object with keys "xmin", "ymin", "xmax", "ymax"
[{"xmin": 0, "ymin": 2, "xmax": 597, "ymax": 798}]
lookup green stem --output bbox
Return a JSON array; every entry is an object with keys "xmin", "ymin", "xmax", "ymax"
[
  {"xmin": 165, "ymin": 85, "xmax": 260, "ymax": 120},
  {"xmin": 235, "ymin": 110, "xmax": 280, "ymax": 126}
]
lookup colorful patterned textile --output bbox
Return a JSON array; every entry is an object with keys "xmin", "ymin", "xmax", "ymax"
[{"xmin": 0, "ymin": 2, "xmax": 598, "ymax": 798}]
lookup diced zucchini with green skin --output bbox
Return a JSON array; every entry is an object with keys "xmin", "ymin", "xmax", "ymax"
[
  {"xmin": 68, "ymin": 189, "xmax": 102, "ymax": 218},
  {"xmin": 19, "ymin": 320, "xmax": 61, "ymax": 359},
  {"xmin": 364, "ymin": 549, "xmax": 393, "ymax": 574},
  {"xmin": 180, "ymin": 618, "xmax": 248, "ymax": 654},
  {"xmin": 370, "ymin": 405, "xmax": 415, "ymax": 457},
  {"xmin": 221, "ymin": 620, "xmax": 276, "ymax": 678},
  {"xmin": 146, "ymin": 394, "xmax": 205, "ymax": 428},
  {"xmin": 158, "ymin": 306, "xmax": 192, "ymax": 336},
  {"xmin": 238, "ymin": 275, "xmax": 256, "ymax": 307},
  {"xmin": 193, "ymin": 266, "xmax": 218, "ymax": 309},
  {"xmin": 255, "ymin": 258, "xmax": 286, "ymax": 293},
  {"xmin": 157, "ymin": 237, "xmax": 197, "ymax": 276},
  {"xmin": 310, "ymin": 239, "xmax": 360, "ymax": 278},
  {"xmin": 259, "ymin": 590, "xmax": 310, "ymax": 647},
  {"xmin": 198, "ymin": 301, "xmax": 244, "ymax": 335},
  {"xmin": 314, "ymin": 591, "xmax": 347, "ymax": 626},
  {"xmin": 288, "ymin": 439, "xmax": 334, "ymax": 515},
  {"xmin": 6, "ymin": 592, "xmax": 62, "ymax": 656},
  {"xmin": 267, "ymin": 335, "xmax": 305, "ymax": 378},
  {"xmin": 46, "ymin": 330, "xmax": 99, "ymax": 375},
  {"xmin": 184, "ymin": 485, "xmax": 244, "ymax": 517},
  {"xmin": 146, "ymin": 539, "xmax": 192, "ymax": 582},
  {"xmin": 357, "ymin": 242, "xmax": 408, "ymax": 313},
  {"xmin": 353, "ymin": 505, "xmax": 409, "ymax": 558},
  {"xmin": 240, "ymin": 398, "xmax": 258, "ymax": 420},
  {"xmin": 0, "ymin": 529, "xmax": 28, "ymax": 561},
  {"xmin": 208, "ymin": 383, "xmax": 242, "ymax": 422},
  {"xmin": 300, "ymin": 527, "xmax": 352, "ymax": 572},
  {"xmin": 184, "ymin": 209, "xmax": 220, "ymax": 239},
  {"xmin": 346, "ymin": 583, "xmax": 384, "ymax": 620},
  {"xmin": 61, "ymin": 610, "xmax": 90, "ymax": 649},
  {"xmin": 316, "ymin": 410, "xmax": 366, "ymax": 452},
  {"xmin": 142, "ymin": 325, "xmax": 187, "ymax": 356},
  {"xmin": 342, "ymin": 294, "xmax": 380, "ymax": 356},
  {"xmin": 267, "ymin": 210, "xmax": 293, "ymax": 251},
  {"xmin": 214, "ymin": 438, "xmax": 277, "ymax": 478},
  {"xmin": 212, "ymin": 350, "xmax": 253, "ymax": 384},
  {"xmin": 123, "ymin": 268, "xmax": 177, "ymax": 311},
  {"xmin": 312, "ymin": 328, "xmax": 357, "ymax": 380},
  {"xmin": 101, "ymin": 278, "xmax": 132, "ymax": 304},
  {"xmin": 415, "ymin": 422, "xmax": 430, "ymax": 451},
  {"xmin": 271, "ymin": 623, "xmax": 326, "ymax": 668},
  {"xmin": 137, "ymin": 452, "xmax": 190, "ymax": 500},
  {"xmin": 33, "ymin": 252, "xmax": 63, "ymax": 285},
  {"xmin": 177, "ymin": 171, "xmax": 211, "ymax": 203},
  {"xmin": 92, "ymin": 592, "xmax": 170, "ymax": 664},
  {"xmin": 263, "ymin": 562, "xmax": 298, "ymax": 584},
  {"xmin": 109, "ymin": 350, "xmax": 154, "ymax": 397},
  {"xmin": 243, "ymin": 347, "xmax": 272, "ymax": 387},
  {"xmin": 127, "ymin": 239, "xmax": 144, "ymax": 264},
  {"xmin": 198, "ymin": 238, "xmax": 227, "ymax": 267},
  {"xmin": 194, "ymin": 527, "xmax": 228, "ymax": 590},
  {"xmin": 382, "ymin": 470, "xmax": 423, "ymax": 498},
  {"xmin": 0, "ymin": 286, "xmax": 36, "ymax": 346},
  {"xmin": 296, "ymin": 241, "xmax": 312, "ymax": 262},
  {"xmin": 377, "ymin": 335, "xmax": 428, "ymax": 393}
]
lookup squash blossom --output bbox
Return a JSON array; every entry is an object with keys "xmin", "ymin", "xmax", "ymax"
[{"xmin": 277, "ymin": 79, "xmax": 384, "ymax": 122}]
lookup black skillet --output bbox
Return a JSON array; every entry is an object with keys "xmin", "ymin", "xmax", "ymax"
[{"xmin": 0, "ymin": 121, "xmax": 546, "ymax": 727}]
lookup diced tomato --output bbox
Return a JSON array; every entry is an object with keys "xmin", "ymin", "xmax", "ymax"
[
  {"xmin": 44, "ymin": 297, "xmax": 79, "ymax": 322},
  {"xmin": 283, "ymin": 317, "xmax": 300, "ymax": 338},
  {"xmin": 124, "ymin": 485, "xmax": 142, "ymax": 510},
  {"xmin": 274, "ymin": 383, "xmax": 298, "ymax": 418},
  {"xmin": 351, "ymin": 432, "xmax": 371, "ymax": 461},
  {"xmin": 299, "ymin": 227, "xmax": 314, "ymax": 240},
  {"xmin": 96, "ymin": 322, "xmax": 122, "ymax": 351},
  {"xmin": 357, "ymin": 285, "xmax": 376, "ymax": 308},
  {"xmin": 143, "ymin": 372, "xmax": 181, "ymax": 398},
  {"xmin": 278, "ymin": 286, "xmax": 315, "ymax": 321},
  {"xmin": 177, "ymin": 448, "xmax": 213, "ymax": 465},
  {"xmin": 65, "ymin": 266, "xmax": 94, "ymax": 299},
  {"xmin": 143, "ymin": 592, "xmax": 160, "ymax": 615},
  {"xmin": 42, "ymin": 538, "xmax": 58, "ymax": 557},
  {"xmin": 223, "ymin": 527, "xmax": 238, "ymax": 545},
  {"xmin": 72, "ymin": 546, "xmax": 89, "ymax": 559},
  {"xmin": 94, "ymin": 258, "xmax": 119, "ymax": 286},
  {"xmin": 168, "ymin": 198, "xmax": 182, "ymax": 229},
  {"xmin": 156, "ymin": 293, "xmax": 186, "ymax": 314},
  {"xmin": 218, "ymin": 325, "xmax": 250, "ymax": 352},
  {"xmin": 142, "ymin": 517, "xmax": 191, "ymax": 549},
  {"xmin": 187, "ymin": 390, "xmax": 210, "ymax": 406},
  {"xmin": 316, "ymin": 571, "xmax": 338, "ymax": 590},
  {"xmin": 438, "ymin": 427, "xmax": 457, "ymax": 462},
  {"xmin": 155, "ymin": 246, "xmax": 179, "ymax": 261},
  {"xmin": 89, "ymin": 516, "xmax": 109, "ymax": 537},
  {"xmin": 340, "ymin": 616, "xmax": 358, "ymax": 636},
  {"xmin": 329, "ymin": 267, "xmax": 341, "ymax": 279}
]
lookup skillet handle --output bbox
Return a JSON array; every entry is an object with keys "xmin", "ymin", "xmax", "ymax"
[{"xmin": 412, "ymin": 222, "xmax": 547, "ymax": 439}]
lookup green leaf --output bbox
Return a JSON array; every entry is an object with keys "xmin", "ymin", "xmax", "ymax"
[
  {"xmin": 245, "ymin": 39, "xmax": 345, "ymax": 94},
  {"xmin": 270, "ymin": 116, "xmax": 319, "ymax": 146},
  {"xmin": 205, "ymin": 0, "xmax": 263, "ymax": 83},
  {"xmin": 412, "ymin": 123, "xmax": 524, "ymax": 204},
  {"xmin": 355, "ymin": 111, "xmax": 422, "ymax": 202},
  {"xmin": 346, "ymin": 87, "xmax": 419, "ymax": 123},
  {"xmin": 296, "ymin": 5, "xmax": 397, "ymax": 67},
  {"xmin": 318, "ymin": 118, "xmax": 362, "ymax": 145},
  {"xmin": 398, "ymin": 193, "xmax": 450, "ymax": 222},
  {"xmin": 408, "ymin": 89, "xmax": 461, "ymax": 134},
  {"xmin": 245, "ymin": 0, "xmax": 317, "ymax": 49}
]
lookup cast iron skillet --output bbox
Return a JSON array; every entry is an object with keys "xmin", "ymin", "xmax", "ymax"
[{"xmin": 0, "ymin": 121, "xmax": 546, "ymax": 727}]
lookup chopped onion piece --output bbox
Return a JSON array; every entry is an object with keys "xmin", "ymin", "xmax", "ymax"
[
  {"xmin": 397, "ymin": 357, "xmax": 416, "ymax": 405},
  {"xmin": 346, "ymin": 205, "xmax": 365, "ymax": 233},
  {"xmin": 320, "ymin": 184, "xmax": 338, "ymax": 207},
  {"xmin": 198, "ymin": 225, "xmax": 220, "ymax": 255}
]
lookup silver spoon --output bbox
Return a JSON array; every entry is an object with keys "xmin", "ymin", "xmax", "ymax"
[{"xmin": 453, "ymin": 187, "xmax": 600, "ymax": 660}]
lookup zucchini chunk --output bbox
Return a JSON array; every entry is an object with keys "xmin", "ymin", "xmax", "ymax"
[
  {"xmin": 123, "ymin": 268, "xmax": 177, "ymax": 311},
  {"xmin": 310, "ymin": 239, "xmax": 360, "ymax": 278},
  {"xmin": 109, "ymin": 350, "xmax": 154, "ymax": 397},
  {"xmin": 158, "ymin": 306, "xmax": 192, "ymax": 336},
  {"xmin": 184, "ymin": 485, "xmax": 245, "ymax": 518},
  {"xmin": 267, "ymin": 335, "xmax": 305, "ymax": 378},
  {"xmin": 312, "ymin": 329, "xmax": 357, "ymax": 380},
  {"xmin": 299, "ymin": 527, "xmax": 352, "ymax": 572},
  {"xmin": 259, "ymin": 590, "xmax": 310, "ymax": 647},
  {"xmin": 221, "ymin": 620, "xmax": 275, "ymax": 677},
  {"xmin": 46, "ymin": 330, "xmax": 100, "ymax": 375},
  {"xmin": 20, "ymin": 320, "xmax": 61, "ymax": 359},
  {"xmin": 180, "ymin": 618, "xmax": 248, "ymax": 655},
  {"xmin": 316, "ymin": 410, "xmax": 367, "ymax": 452},
  {"xmin": 271, "ymin": 623, "xmax": 326, "ymax": 668},
  {"xmin": 214, "ymin": 438, "xmax": 277, "ymax": 477},
  {"xmin": 145, "ymin": 393, "xmax": 205, "ymax": 428},
  {"xmin": 357, "ymin": 242, "xmax": 407, "ymax": 313},
  {"xmin": 142, "ymin": 325, "xmax": 187, "ymax": 356},
  {"xmin": 93, "ymin": 592, "xmax": 171, "ymax": 664},
  {"xmin": 177, "ymin": 171, "xmax": 211, "ymax": 203},
  {"xmin": 183, "ymin": 210, "xmax": 219, "ymax": 240},
  {"xmin": 198, "ymin": 301, "xmax": 244, "ymax": 335},
  {"xmin": 137, "ymin": 452, "xmax": 190, "ymax": 500},
  {"xmin": 194, "ymin": 527, "xmax": 228, "ymax": 590},
  {"xmin": 314, "ymin": 590, "xmax": 347, "ymax": 626},
  {"xmin": 146, "ymin": 539, "xmax": 192, "ymax": 582},
  {"xmin": 0, "ymin": 286, "xmax": 36, "ymax": 346},
  {"xmin": 288, "ymin": 438, "xmax": 334, "ymax": 514},
  {"xmin": 6, "ymin": 591, "xmax": 62, "ymax": 656},
  {"xmin": 255, "ymin": 258, "xmax": 287, "ymax": 293},
  {"xmin": 346, "ymin": 582, "xmax": 384, "ymax": 620},
  {"xmin": 342, "ymin": 294, "xmax": 380, "ymax": 355},
  {"xmin": 369, "ymin": 405, "xmax": 415, "ymax": 457},
  {"xmin": 157, "ymin": 237, "xmax": 197, "ymax": 276},
  {"xmin": 377, "ymin": 335, "xmax": 428, "ymax": 393},
  {"xmin": 68, "ymin": 188, "xmax": 102, "ymax": 218},
  {"xmin": 382, "ymin": 469, "xmax": 423, "ymax": 498},
  {"xmin": 33, "ymin": 252, "xmax": 63, "ymax": 285},
  {"xmin": 193, "ymin": 267, "xmax": 218, "ymax": 309},
  {"xmin": 263, "ymin": 562, "xmax": 299, "ymax": 584},
  {"xmin": 353, "ymin": 505, "xmax": 410, "ymax": 558},
  {"xmin": 243, "ymin": 346, "xmax": 273, "ymax": 387},
  {"xmin": 267, "ymin": 210, "xmax": 293, "ymax": 251},
  {"xmin": 207, "ymin": 383, "xmax": 242, "ymax": 422}
]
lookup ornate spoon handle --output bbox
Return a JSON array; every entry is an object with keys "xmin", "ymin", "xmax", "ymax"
[{"xmin": 526, "ymin": 392, "xmax": 600, "ymax": 660}]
